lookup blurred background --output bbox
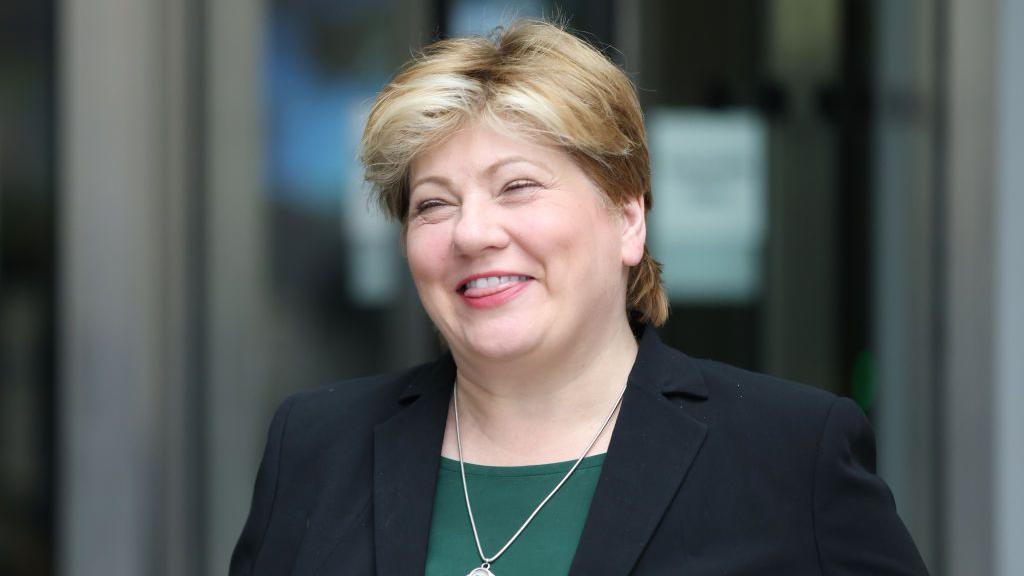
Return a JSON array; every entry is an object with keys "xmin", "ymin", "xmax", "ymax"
[{"xmin": 1, "ymin": 0, "xmax": 1021, "ymax": 574}]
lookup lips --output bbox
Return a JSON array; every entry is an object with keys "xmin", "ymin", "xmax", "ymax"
[{"xmin": 456, "ymin": 272, "xmax": 533, "ymax": 308}]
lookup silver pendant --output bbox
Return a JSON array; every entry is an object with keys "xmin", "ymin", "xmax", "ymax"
[{"xmin": 466, "ymin": 566, "xmax": 495, "ymax": 576}]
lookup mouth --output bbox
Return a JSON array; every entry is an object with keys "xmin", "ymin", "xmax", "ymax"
[{"xmin": 456, "ymin": 273, "xmax": 534, "ymax": 298}]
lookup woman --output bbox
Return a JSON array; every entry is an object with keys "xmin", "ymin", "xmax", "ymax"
[{"xmin": 231, "ymin": 20, "xmax": 928, "ymax": 576}]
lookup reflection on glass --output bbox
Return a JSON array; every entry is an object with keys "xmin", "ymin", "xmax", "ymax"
[{"xmin": 267, "ymin": 5, "xmax": 399, "ymax": 307}]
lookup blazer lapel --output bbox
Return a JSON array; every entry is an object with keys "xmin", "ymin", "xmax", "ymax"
[
  {"xmin": 569, "ymin": 328, "xmax": 709, "ymax": 576},
  {"xmin": 372, "ymin": 354, "xmax": 455, "ymax": 576}
]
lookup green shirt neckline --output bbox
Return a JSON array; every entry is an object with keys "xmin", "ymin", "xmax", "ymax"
[
  {"xmin": 426, "ymin": 453, "xmax": 606, "ymax": 576},
  {"xmin": 438, "ymin": 453, "xmax": 607, "ymax": 477}
]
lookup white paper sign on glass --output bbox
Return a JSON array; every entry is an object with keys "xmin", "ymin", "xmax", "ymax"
[{"xmin": 648, "ymin": 109, "xmax": 768, "ymax": 303}]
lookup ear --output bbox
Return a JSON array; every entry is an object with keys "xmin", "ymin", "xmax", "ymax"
[{"xmin": 619, "ymin": 194, "xmax": 646, "ymax": 267}]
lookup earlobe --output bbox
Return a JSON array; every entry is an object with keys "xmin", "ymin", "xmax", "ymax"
[{"xmin": 620, "ymin": 195, "xmax": 646, "ymax": 267}]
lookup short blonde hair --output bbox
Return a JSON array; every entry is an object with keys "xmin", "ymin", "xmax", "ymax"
[{"xmin": 360, "ymin": 19, "xmax": 668, "ymax": 327}]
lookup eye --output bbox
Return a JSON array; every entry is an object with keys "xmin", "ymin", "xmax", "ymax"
[
  {"xmin": 503, "ymin": 179, "xmax": 538, "ymax": 193},
  {"xmin": 412, "ymin": 198, "xmax": 448, "ymax": 215}
]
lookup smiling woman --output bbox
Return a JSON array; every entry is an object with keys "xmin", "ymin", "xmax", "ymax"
[
  {"xmin": 404, "ymin": 123, "xmax": 646, "ymax": 363},
  {"xmin": 231, "ymin": 20, "xmax": 929, "ymax": 576}
]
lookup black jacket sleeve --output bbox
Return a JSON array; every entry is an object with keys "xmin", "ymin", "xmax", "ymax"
[
  {"xmin": 812, "ymin": 397, "xmax": 930, "ymax": 575},
  {"xmin": 229, "ymin": 395, "xmax": 296, "ymax": 576}
]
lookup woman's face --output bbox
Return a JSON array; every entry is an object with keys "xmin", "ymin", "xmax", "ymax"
[{"xmin": 406, "ymin": 122, "xmax": 645, "ymax": 362}]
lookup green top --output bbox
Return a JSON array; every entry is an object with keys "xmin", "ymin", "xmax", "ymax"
[{"xmin": 424, "ymin": 454, "xmax": 606, "ymax": 576}]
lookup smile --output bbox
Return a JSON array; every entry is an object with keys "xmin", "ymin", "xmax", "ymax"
[
  {"xmin": 460, "ymin": 274, "xmax": 531, "ymax": 292},
  {"xmin": 457, "ymin": 274, "xmax": 533, "ymax": 309}
]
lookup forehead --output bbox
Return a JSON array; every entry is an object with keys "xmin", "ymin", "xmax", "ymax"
[{"xmin": 409, "ymin": 122, "xmax": 564, "ymax": 180}]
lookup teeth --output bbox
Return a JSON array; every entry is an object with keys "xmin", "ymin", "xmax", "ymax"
[{"xmin": 465, "ymin": 275, "xmax": 529, "ymax": 290}]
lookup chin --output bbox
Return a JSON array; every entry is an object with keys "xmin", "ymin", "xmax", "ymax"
[
  {"xmin": 452, "ymin": 317, "xmax": 547, "ymax": 361},
  {"xmin": 463, "ymin": 338, "xmax": 535, "ymax": 361}
]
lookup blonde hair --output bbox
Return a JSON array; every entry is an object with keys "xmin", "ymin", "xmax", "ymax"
[{"xmin": 360, "ymin": 19, "xmax": 668, "ymax": 327}]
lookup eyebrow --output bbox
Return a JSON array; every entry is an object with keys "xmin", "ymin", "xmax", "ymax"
[{"xmin": 409, "ymin": 155, "xmax": 552, "ymax": 193}]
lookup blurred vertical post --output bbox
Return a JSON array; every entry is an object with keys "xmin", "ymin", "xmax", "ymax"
[
  {"xmin": 994, "ymin": 3, "xmax": 1024, "ymax": 574},
  {"xmin": 203, "ymin": 0, "xmax": 270, "ymax": 575},
  {"xmin": 873, "ymin": 0, "xmax": 941, "ymax": 569},
  {"xmin": 60, "ymin": 0, "xmax": 202, "ymax": 575},
  {"xmin": 945, "ymin": 0, "xmax": 997, "ymax": 574},
  {"xmin": 942, "ymin": 0, "xmax": 1024, "ymax": 575}
]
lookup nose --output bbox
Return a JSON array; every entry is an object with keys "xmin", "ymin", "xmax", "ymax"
[{"xmin": 451, "ymin": 194, "xmax": 510, "ymax": 256}]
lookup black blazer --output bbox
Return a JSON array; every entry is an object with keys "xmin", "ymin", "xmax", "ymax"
[{"xmin": 231, "ymin": 328, "xmax": 929, "ymax": 575}]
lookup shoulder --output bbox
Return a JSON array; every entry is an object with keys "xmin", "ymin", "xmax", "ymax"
[
  {"xmin": 680, "ymin": 353, "xmax": 858, "ymax": 468},
  {"xmin": 649, "ymin": 349, "xmax": 927, "ymax": 571},
  {"xmin": 287, "ymin": 363, "xmax": 426, "ymax": 420},
  {"xmin": 269, "ymin": 359, "xmax": 442, "ymax": 457},
  {"xmin": 637, "ymin": 327, "xmax": 843, "ymax": 434},
  {"xmin": 693, "ymin": 356, "xmax": 841, "ymax": 421},
  {"xmin": 231, "ymin": 362, "xmax": 443, "ymax": 574}
]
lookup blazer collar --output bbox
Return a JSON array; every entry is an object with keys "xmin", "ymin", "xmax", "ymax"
[
  {"xmin": 628, "ymin": 325, "xmax": 709, "ymax": 399},
  {"xmin": 568, "ymin": 326, "xmax": 709, "ymax": 576},
  {"xmin": 371, "ymin": 326, "xmax": 709, "ymax": 576},
  {"xmin": 372, "ymin": 352, "xmax": 455, "ymax": 576}
]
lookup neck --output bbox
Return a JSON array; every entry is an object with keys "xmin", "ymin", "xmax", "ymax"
[{"xmin": 444, "ymin": 319, "xmax": 639, "ymax": 466}]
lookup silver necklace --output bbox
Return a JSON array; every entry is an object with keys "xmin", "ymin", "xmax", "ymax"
[{"xmin": 453, "ymin": 379, "xmax": 627, "ymax": 576}]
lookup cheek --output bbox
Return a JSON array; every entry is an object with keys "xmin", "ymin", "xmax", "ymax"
[
  {"xmin": 553, "ymin": 198, "xmax": 616, "ymax": 248},
  {"xmin": 405, "ymin": 229, "xmax": 450, "ymax": 285},
  {"xmin": 522, "ymin": 202, "xmax": 612, "ymax": 276},
  {"xmin": 517, "ymin": 211, "xmax": 575, "ymax": 262}
]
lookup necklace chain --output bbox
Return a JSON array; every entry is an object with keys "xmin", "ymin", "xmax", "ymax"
[{"xmin": 453, "ymin": 379, "xmax": 628, "ymax": 569}]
